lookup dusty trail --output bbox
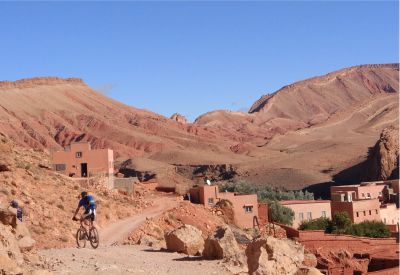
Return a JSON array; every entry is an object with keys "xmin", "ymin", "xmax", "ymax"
[
  {"xmin": 40, "ymin": 245, "xmax": 231, "ymax": 275},
  {"xmin": 100, "ymin": 194, "xmax": 179, "ymax": 245},
  {"xmin": 37, "ymin": 194, "xmax": 234, "ymax": 275}
]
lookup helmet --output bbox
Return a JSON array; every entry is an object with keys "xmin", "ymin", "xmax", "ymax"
[
  {"xmin": 81, "ymin": 191, "xmax": 88, "ymax": 198},
  {"xmin": 10, "ymin": 200, "xmax": 18, "ymax": 208}
]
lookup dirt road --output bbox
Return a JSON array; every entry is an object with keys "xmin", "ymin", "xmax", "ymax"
[
  {"xmin": 39, "ymin": 194, "xmax": 232, "ymax": 274},
  {"xmin": 40, "ymin": 245, "xmax": 231, "ymax": 275},
  {"xmin": 100, "ymin": 194, "xmax": 179, "ymax": 245}
]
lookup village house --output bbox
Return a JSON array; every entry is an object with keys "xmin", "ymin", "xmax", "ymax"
[
  {"xmin": 280, "ymin": 200, "xmax": 332, "ymax": 229},
  {"xmin": 51, "ymin": 142, "xmax": 114, "ymax": 178},
  {"xmin": 189, "ymin": 185, "xmax": 259, "ymax": 229},
  {"xmin": 331, "ymin": 180, "xmax": 400, "ymax": 229}
]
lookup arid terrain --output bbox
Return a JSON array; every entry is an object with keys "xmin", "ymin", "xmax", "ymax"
[
  {"xmin": 0, "ymin": 64, "xmax": 398, "ymax": 191},
  {"xmin": 0, "ymin": 64, "xmax": 398, "ymax": 274}
]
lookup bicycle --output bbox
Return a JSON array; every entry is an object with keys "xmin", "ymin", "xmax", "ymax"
[{"xmin": 73, "ymin": 216, "xmax": 100, "ymax": 249}]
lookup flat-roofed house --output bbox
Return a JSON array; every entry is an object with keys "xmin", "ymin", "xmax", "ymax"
[
  {"xmin": 189, "ymin": 185, "xmax": 258, "ymax": 229},
  {"xmin": 51, "ymin": 142, "xmax": 113, "ymax": 178},
  {"xmin": 280, "ymin": 200, "xmax": 332, "ymax": 229}
]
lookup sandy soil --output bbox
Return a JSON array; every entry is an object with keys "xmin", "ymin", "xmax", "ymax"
[{"xmin": 40, "ymin": 246, "xmax": 231, "ymax": 275}]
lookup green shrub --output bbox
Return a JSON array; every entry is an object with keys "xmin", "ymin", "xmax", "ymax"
[
  {"xmin": 345, "ymin": 221, "xmax": 391, "ymax": 238},
  {"xmin": 299, "ymin": 217, "xmax": 330, "ymax": 231},
  {"xmin": 268, "ymin": 200, "xmax": 294, "ymax": 225},
  {"xmin": 328, "ymin": 212, "xmax": 352, "ymax": 234}
]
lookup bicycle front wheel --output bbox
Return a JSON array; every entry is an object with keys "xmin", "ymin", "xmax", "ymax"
[
  {"xmin": 76, "ymin": 227, "xmax": 87, "ymax": 248},
  {"xmin": 89, "ymin": 227, "xmax": 99, "ymax": 249}
]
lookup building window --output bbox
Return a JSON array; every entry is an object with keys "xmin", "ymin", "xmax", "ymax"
[
  {"xmin": 76, "ymin": 152, "xmax": 82, "ymax": 158},
  {"xmin": 367, "ymin": 193, "xmax": 371, "ymax": 198},
  {"xmin": 356, "ymin": 212, "xmax": 359, "ymax": 217},
  {"xmin": 363, "ymin": 211, "xmax": 366, "ymax": 216},
  {"xmin": 362, "ymin": 193, "xmax": 365, "ymax": 197},
  {"xmin": 384, "ymin": 218, "xmax": 387, "ymax": 224},
  {"xmin": 321, "ymin": 211, "xmax": 326, "ymax": 218},
  {"xmin": 244, "ymin": 206, "xmax": 253, "ymax": 213},
  {"xmin": 369, "ymin": 210, "xmax": 371, "ymax": 215},
  {"xmin": 208, "ymin": 198, "xmax": 214, "ymax": 205},
  {"xmin": 55, "ymin": 164, "xmax": 66, "ymax": 171},
  {"xmin": 375, "ymin": 209, "xmax": 378, "ymax": 214},
  {"xmin": 299, "ymin": 213, "xmax": 304, "ymax": 221},
  {"xmin": 307, "ymin": 212, "xmax": 312, "ymax": 220}
]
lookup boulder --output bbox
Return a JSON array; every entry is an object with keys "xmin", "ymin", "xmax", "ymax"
[
  {"xmin": 0, "ymin": 223, "xmax": 24, "ymax": 268},
  {"xmin": 18, "ymin": 236, "xmax": 36, "ymax": 252},
  {"xmin": 303, "ymin": 253, "xmax": 318, "ymax": 268},
  {"xmin": 0, "ymin": 205, "xmax": 17, "ymax": 227},
  {"xmin": 165, "ymin": 224, "xmax": 204, "ymax": 256},
  {"xmin": 203, "ymin": 225, "xmax": 241, "ymax": 260},
  {"xmin": 14, "ymin": 220, "xmax": 31, "ymax": 239},
  {"xmin": 296, "ymin": 267, "xmax": 323, "ymax": 275},
  {"xmin": 246, "ymin": 236, "xmax": 305, "ymax": 275}
]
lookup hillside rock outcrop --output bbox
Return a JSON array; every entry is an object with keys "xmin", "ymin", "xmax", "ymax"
[
  {"xmin": 203, "ymin": 225, "xmax": 242, "ymax": 261},
  {"xmin": 364, "ymin": 126, "xmax": 399, "ymax": 181},
  {"xmin": 245, "ymin": 236, "xmax": 305, "ymax": 275},
  {"xmin": 165, "ymin": 224, "xmax": 204, "ymax": 256},
  {"xmin": 170, "ymin": 113, "xmax": 188, "ymax": 124}
]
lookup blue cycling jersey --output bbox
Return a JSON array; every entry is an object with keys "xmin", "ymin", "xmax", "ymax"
[{"xmin": 78, "ymin": 195, "xmax": 96, "ymax": 211}]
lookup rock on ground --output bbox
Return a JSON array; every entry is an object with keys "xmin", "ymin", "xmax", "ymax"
[
  {"xmin": 203, "ymin": 225, "xmax": 242, "ymax": 260},
  {"xmin": 165, "ymin": 224, "xmax": 204, "ymax": 256},
  {"xmin": 245, "ymin": 236, "xmax": 305, "ymax": 275}
]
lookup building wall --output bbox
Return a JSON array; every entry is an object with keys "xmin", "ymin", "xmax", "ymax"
[
  {"xmin": 258, "ymin": 203, "xmax": 269, "ymax": 225},
  {"xmin": 51, "ymin": 142, "xmax": 113, "ymax": 177},
  {"xmin": 331, "ymin": 199, "xmax": 381, "ymax": 223},
  {"xmin": 380, "ymin": 204, "xmax": 400, "ymax": 226},
  {"xmin": 225, "ymin": 194, "xmax": 258, "ymax": 229},
  {"xmin": 193, "ymin": 185, "xmax": 258, "ymax": 228},
  {"xmin": 280, "ymin": 201, "xmax": 331, "ymax": 229}
]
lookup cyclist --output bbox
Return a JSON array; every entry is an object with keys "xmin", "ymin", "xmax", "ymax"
[{"xmin": 72, "ymin": 191, "xmax": 96, "ymax": 223}]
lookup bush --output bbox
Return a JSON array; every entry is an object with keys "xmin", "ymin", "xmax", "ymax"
[
  {"xmin": 345, "ymin": 221, "xmax": 391, "ymax": 238},
  {"xmin": 328, "ymin": 212, "xmax": 352, "ymax": 234},
  {"xmin": 299, "ymin": 217, "xmax": 330, "ymax": 231},
  {"xmin": 268, "ymin": 200, "xmax": 294, "ymax": 225}
]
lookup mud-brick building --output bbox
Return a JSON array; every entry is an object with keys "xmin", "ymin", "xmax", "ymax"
[
  {"xmin": 331, "ymin": 180, "xmax": 400, "ymax": 229},
  {"xmin": 189, "ymin": 185, "xmax": 258, "ymax": 229},
  {"xmin": 51, "ymin": 142, "xmax": 114, "ymax": 178},
  {"xmin": 280, "ymin": 200, "xmax": 332, "ymax": 229}
]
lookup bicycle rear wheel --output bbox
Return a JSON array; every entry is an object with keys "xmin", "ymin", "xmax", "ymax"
[
  {"xmin": 76, "ymin": 227, "xmax": 87, "ymax": 248},
  {"xmin": 89, "ymin": 227, "xmax": 99, "ymax": 249}
]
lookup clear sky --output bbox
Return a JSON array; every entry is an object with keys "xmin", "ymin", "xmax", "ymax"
[{"xmin": 0, "ymin": 1, "xmax": 398, "ymax": 121}]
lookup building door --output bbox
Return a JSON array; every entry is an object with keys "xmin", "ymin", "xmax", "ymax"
[{"xmin": 81, "ymin": 163, "xmax": 88, "ymax": 177}]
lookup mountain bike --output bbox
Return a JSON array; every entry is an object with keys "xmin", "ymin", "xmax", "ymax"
[{"xmin": 73, "ymin": 216, "xmax": 99, "ymax": 249}]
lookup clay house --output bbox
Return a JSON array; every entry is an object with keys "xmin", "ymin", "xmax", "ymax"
[
  {"xmin": 331, "ymin": 180, "xmax": 400, "ymax": 229},
  {"xmin": 189, "ymin": 185, "xmax": 259, "ymax": 229},
  {"xmin": 51, "ymin": 142, "xmax": 114, "ymax": 178},
  {"xmin": 280, "ymin": 200, "xmax": 332, "ymax": 229}
]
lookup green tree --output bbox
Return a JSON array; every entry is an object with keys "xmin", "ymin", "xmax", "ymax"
[{"xmin": 268, "ymin": 201, "xmax": 295, "ymax": 225}]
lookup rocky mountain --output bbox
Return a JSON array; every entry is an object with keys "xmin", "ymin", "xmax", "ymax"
[
  {"xmin": 0, "ymin": 64, "xmax": 398, "ymax": 190},
  {"xmin": 195, "ymin": 64, "xmax": 399, "ymax": 142},
  {"xmin": 0, "ymin": 77, "xmax": 246, "ymax": 165},
  {"xmin": 364, "ymin": 126, "xmax": 399, "ymax": 181}
]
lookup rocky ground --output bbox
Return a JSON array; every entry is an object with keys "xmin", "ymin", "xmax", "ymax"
[{"xmin": 39, "ymin": 246, "xmax": 231, "ymax": 275}]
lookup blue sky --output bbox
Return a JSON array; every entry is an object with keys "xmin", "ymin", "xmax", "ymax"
[{"xmin": 0, "ymin": 1, "xmax": 398, "ymax": 121}]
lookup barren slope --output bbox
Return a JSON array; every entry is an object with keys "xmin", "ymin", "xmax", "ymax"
[{"xmin": 0, "ymin": 77, "xmax": 247, "ymax": 165}]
